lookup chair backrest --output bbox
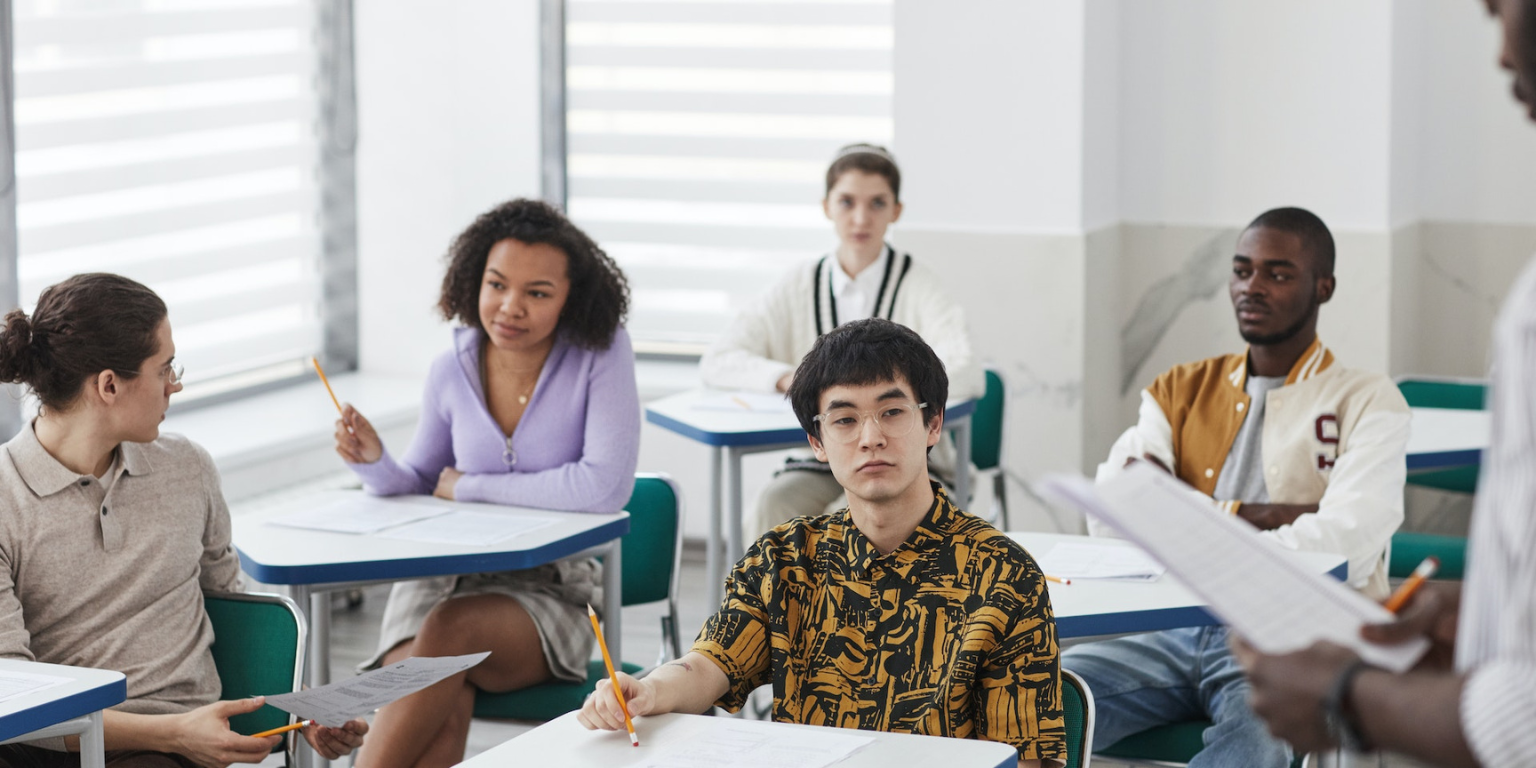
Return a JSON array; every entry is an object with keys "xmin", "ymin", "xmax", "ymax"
[
  {"xmin": 1397, "ymin": 377, "xmax": 1487, "ymax": 494},
  {"xmin": 620, "ymin": 473, "xmax": 684, "ymax": 608},
  {"xmin": 1389, "ymin": 531, "xmax": 1468, "ymax": 580},
  {"xmin": 970, "ymin": 369, "xmax": 1006, "ymax": 471},
  {"xmin": 1396, "ymin": 377, "xmax": 1486, "ymax": 411},
  {"xmin": 1061, "ymin": 668, "xmax": 1094, "ymax": 768},
  {"xmin": 204, "ymin": 591, "xmax": 306, "ymax": 737}
]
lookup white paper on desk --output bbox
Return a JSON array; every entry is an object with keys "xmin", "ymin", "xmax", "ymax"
[
  {"xmin": 691, "ymin": 391, "xmax": 794, "ymax": 414},
  {"xmin": 265, "ymin": 497, "xmax": 451, "ymax": 534},
  {"xmin": 1037, "ymin": 467, "xmax": 1429, "ymax": 672},
  {"xmin": 1038, "ymin": 541, "xmax": 1168, "ymax": 581},
  {"xmin": 264, "ymin": 652, "xmax": 489, "ymax": 727},
  {"xmin": 373, "ymin": 511, "xmax": 558, "ymax": 546},
  {"xmin": 0, "ymin": 669, "xmax": 72, "ymax": 705},
  {"xmin": 632, "ymin": 719, "xmax": 874, "ymax": 768}
]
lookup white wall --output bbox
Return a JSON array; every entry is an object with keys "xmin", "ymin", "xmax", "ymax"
[
  {"xmin": 1415, "ymin": 0, "xmax": 1536, "ymax": 224},
  {"xmin": 355, "ymin": 0, "xmax": 543, "ymax": 378},
  {"xmin": 1117, "ymin": 1, "xmax": 1395, "ymax": 230}
]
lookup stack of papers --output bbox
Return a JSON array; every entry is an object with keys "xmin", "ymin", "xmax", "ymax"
[
  {"xmin": 1037, "ymin": 541, "xmax": 1168, "ymax": 582},
  {"xmin": 0, "ymin": 669, "xmax": 72, "ymax": 705},
  {"xmin": 1038, "ymin": 467, "xmax": 1428, "ymax": 671},
  {"xmin": 635, "ymin": 720, "xmax": 874, "ymax": 768},
  {"xmin": 375, "ymin": 511, "xmax": 558, "ymax": 547},
  {"xmin": 266, "ymin": 498, "xmax": 451, "ymax": 534},
  {"xmin": 692, "ymin": 392, "xmax": 794, "ymax": 414}
]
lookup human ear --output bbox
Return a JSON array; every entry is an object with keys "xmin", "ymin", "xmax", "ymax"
[
  {"xmin": 822, "ymin": 196, "xmax": 833, "ymax": 222},
  {"xmin": 95, "ymin": 370, "xmax": 119, "ymax": 405},
  {"xmin": 890, "ymin": 201, "xmax": 903, "ymax": 224},
  {"xmin": 808, "ymin": 434, "xmax": 829, "ymax": 463},
  {"xmin": 925, "ymin": 411, "xmax": 943, "ymax": 448},
  {"xmin": 1316, "ymin": 275, "xmax": 1336, "ymax": 304}
]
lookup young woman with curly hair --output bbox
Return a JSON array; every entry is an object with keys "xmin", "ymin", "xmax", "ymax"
[{"xmin": 334, "ymin": 199, "xmax": 639, "ymax": 768}]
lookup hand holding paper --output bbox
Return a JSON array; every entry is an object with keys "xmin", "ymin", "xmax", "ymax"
[
  {"xmin": 1038, "ymin": 466, "xmax": 1428, "ymax": 671},
  {"xmin": 264, "ymin": 652, "xmax": 489, "ymax": 727}
]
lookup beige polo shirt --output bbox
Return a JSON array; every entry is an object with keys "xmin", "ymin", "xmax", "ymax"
[{"xmin": 0, "ymin": 423, "xmax": 242, "ymax": 715}]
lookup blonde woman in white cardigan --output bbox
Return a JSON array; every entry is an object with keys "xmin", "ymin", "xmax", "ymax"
[{"xmin": 702, "ymin": 143, "xmax": 983, "ymax": 537}]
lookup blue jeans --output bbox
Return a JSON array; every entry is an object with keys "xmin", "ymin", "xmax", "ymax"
[{"xmin": 1063, "ymin": 626, "xmax": 1292, "ymax": 768}]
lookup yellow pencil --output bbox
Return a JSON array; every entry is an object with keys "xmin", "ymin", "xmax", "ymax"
[
  {"xmin": 310, "ymin": 356, "xmax": 344, "ymax": 416},
  {"xmin": 588, "ymin": 603, "xmax": 638, "ymax": 746},
  {"xmin": 1384, "ymin": 556, "xmax": 1440, "ymax": 614},
  {"xmin": 1044, "ymin": 574, "xmax": 1072, "ymax": 586},
  {"xmin": 253, "ymin": 719, "xmax": 314, "ymax": 738}
]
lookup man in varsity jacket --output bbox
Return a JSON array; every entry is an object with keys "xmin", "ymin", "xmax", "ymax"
[
  {"xmin": 701, "ymin": 144, "xmax": 983, "ymax": 539},
  {"xmin": 1063, "ymin": 207, "xmax": 1411, "ymax": 767}
]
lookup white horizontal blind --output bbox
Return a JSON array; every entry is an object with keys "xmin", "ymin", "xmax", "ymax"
[
  {"xmin": 564, "ymin": 0, "xmax": 893, "ymax": 349},
  {"xmin": 12, "ymin": 0, "xmax": 323, "ymax": 386}
]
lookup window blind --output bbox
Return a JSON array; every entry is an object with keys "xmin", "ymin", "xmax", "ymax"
[
  {"xmin": 12, "ymin": 0, "xmax": 323, "ymax": 388},
  {"xmin": 564, "ymin": 0, "xmax": 893, "ymax": 350}
]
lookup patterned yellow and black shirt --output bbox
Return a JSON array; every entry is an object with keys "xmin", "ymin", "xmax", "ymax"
[{"xmin": 692, "ymin": 486, "xmax": 1066, "ymax": 763}]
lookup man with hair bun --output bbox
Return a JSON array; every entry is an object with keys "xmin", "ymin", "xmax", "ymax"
[{"xmin": 0, "ymin": 273, "xmax": 366, "ymax": 767}]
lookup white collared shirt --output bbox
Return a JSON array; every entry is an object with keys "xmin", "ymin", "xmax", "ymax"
[{"xmin": 829, "ymin": 247, "xmax": 892, "ymax": 326}]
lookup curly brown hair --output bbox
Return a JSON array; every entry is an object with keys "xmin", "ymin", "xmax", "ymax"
[{"xmin": 438, "ymin": 199, "xmax": 630, "ymax": 350}]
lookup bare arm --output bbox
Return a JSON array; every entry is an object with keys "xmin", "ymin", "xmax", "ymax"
[
  {"xmin": 1349, "ymin": 669, "xmax": 1477, "ymax": 767},
  {"xmin": 1236, "ymin": 503, "xmax": 1317, "ymax": 531},
  {"xmin": 577, "ymin": 653, "xmax": 731, "ymax": 731}
]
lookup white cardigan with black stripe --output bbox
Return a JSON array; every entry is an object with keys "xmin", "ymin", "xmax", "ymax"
[{"xmin": 701, "ymin": 246, "xmax": 983, "ymax": 401}]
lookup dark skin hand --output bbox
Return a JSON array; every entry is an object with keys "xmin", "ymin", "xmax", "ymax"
[
  {"xmin": 1233, "ymin": 583, "xmax": 1477, "ymax": 766},
  {"xmin": 1126, "ymin": 454, "xmax": 1316, "ymax": 530}
]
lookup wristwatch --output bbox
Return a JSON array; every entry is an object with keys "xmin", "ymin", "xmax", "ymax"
[{"xmin": 1323, "ymin": 658, "xmax": 1374, "ymax": 752}]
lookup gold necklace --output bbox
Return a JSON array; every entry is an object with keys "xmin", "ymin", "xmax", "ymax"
[{"xmin": 480, "ymin": 340, "xmax": 545, "ymax": 406}]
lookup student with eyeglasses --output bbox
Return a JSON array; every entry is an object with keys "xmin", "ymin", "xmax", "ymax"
[
  {"xmin": 0, "ymin": 273, "xmax": 367, "ymax": 768},
  {"xmin": 580, "ymin": 319, "xmax": 1066, "ymax": 768}
]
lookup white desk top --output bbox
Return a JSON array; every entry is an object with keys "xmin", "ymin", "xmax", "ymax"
[
  {"xmin": 645, "ymin": 388, "xmax": 976, "ymax": 448},
  {"xmin": 457, "ymin": 711, "xmax": 1018, "ymax": 768},
  {"xmin": 232, "ymin": 490, "xmax": 629, "ymax": 586},
  {"xmin": 1012, "ymin": 532, "xmax": 1346, "ymax": 638},
  {"xmin": 0, "ymin": 659, "xmax": 125, "ymax": 742},
  {"xmin": 1406, "ymin": 407, "xmax": 1488, "ymax": 471}
]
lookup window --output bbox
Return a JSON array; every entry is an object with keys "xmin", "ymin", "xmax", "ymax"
[
  {"xmin": 12, "ymin": 0, "xmax": 326, "ymax": 395},
  {"xmin": 562, "ymin": 0, "xmax": 894, "ymax": 351}
]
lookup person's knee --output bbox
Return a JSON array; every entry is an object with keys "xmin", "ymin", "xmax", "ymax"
[{"xmin": 414, "ymin": 597, "xmax": 491, "ymax": 654}]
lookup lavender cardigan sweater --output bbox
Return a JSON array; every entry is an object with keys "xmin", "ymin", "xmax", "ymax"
[{"xmin": 350, "ymin": 326, "xmax": 640, "ymax": 513}]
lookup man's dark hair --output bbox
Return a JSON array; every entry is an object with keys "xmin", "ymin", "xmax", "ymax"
[
  {"xmin": 788, "ymin": 318, "xmax": 948, "ymax": 441},
  {"xmin": 438, "ymin": 198, "xmax": 630, "ymax": 350},
  {"xmin": 825, "ymin": 143, "xmax": 901, "ymax": 202},
  {"xmin": 1245, "ymin": 206, "xmax": 1335, "ymax": 277}
]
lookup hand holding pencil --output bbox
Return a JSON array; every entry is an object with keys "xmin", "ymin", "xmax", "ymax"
[{"xmin": 1361, "ymin": 557, "xmax": 1463, "ymax": 671}]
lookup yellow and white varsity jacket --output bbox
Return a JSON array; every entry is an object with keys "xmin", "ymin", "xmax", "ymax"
[{"xmin": 1094, "ymin": 338, "xmax": 1411, "ymax": 599}]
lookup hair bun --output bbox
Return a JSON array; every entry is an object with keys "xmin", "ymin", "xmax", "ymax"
[{"xmin": 0, "ymin": 309, "xmax": 39, "ymax": 384}]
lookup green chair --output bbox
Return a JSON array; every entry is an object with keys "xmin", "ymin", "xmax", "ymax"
[
  {"xmin": 1061, "ymin": 668, "xmax": 1095, "ymax": 768},
  {"xmin": 472, "ymin": 473, "xmax": 685, "ymax": 720},
  {"xmin": 204, "ymin": 590, "xmax": 307, "ymax": 759},
  {"xmin": 1397, "ymin": 376, "xmax": 1486, "ymax": 495},
  {"xmin": 1097, "ymin": 720, "xmax": 1308, "ymax": 767},
  {"xmin": 1389, "ymin": 531, "xmax": 1467, "ymax": 580},
  {"xmin": 969, "ymin": 368, "xmax": 1010, "ymax": 529}
]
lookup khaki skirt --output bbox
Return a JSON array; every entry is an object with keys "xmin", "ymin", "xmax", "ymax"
[{"xmin": 361, "ymin": 557, "xmax": 602, "ymax": 684}]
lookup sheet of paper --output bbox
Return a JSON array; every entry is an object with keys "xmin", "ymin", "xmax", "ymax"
[
  {"xmin": 265, "ymin": 497, "xmax": 451, "ymax": 535},
  {"xmin": 1038, "ymin": 467, "xmax": 1428, "ymax": 672},
  {"xmin": 373, "ymin": 511, "xmax": 558, "ymax": 547},
  {"xmin": 0, "ymin": 669, "xmax": 73, "ymax": 705},
  {"xmin": 1037, "ymin": 541, "xmax": 1168, "ymax": 581},
  {"xmin": 633, "ymin": 720, "xmax": 874, "ymax": 768},
  {"xmin": 265, "ymin": 653, "xmax": 489, "ymax": 727},
  {"xmin": 691, "ymin": 391, "xmax": 794, "ymax": 414}
]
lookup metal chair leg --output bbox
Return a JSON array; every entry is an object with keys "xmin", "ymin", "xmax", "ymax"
[{"xmin": 995, "ymin": 473, "xmax": 1010, "ymax": 530}]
